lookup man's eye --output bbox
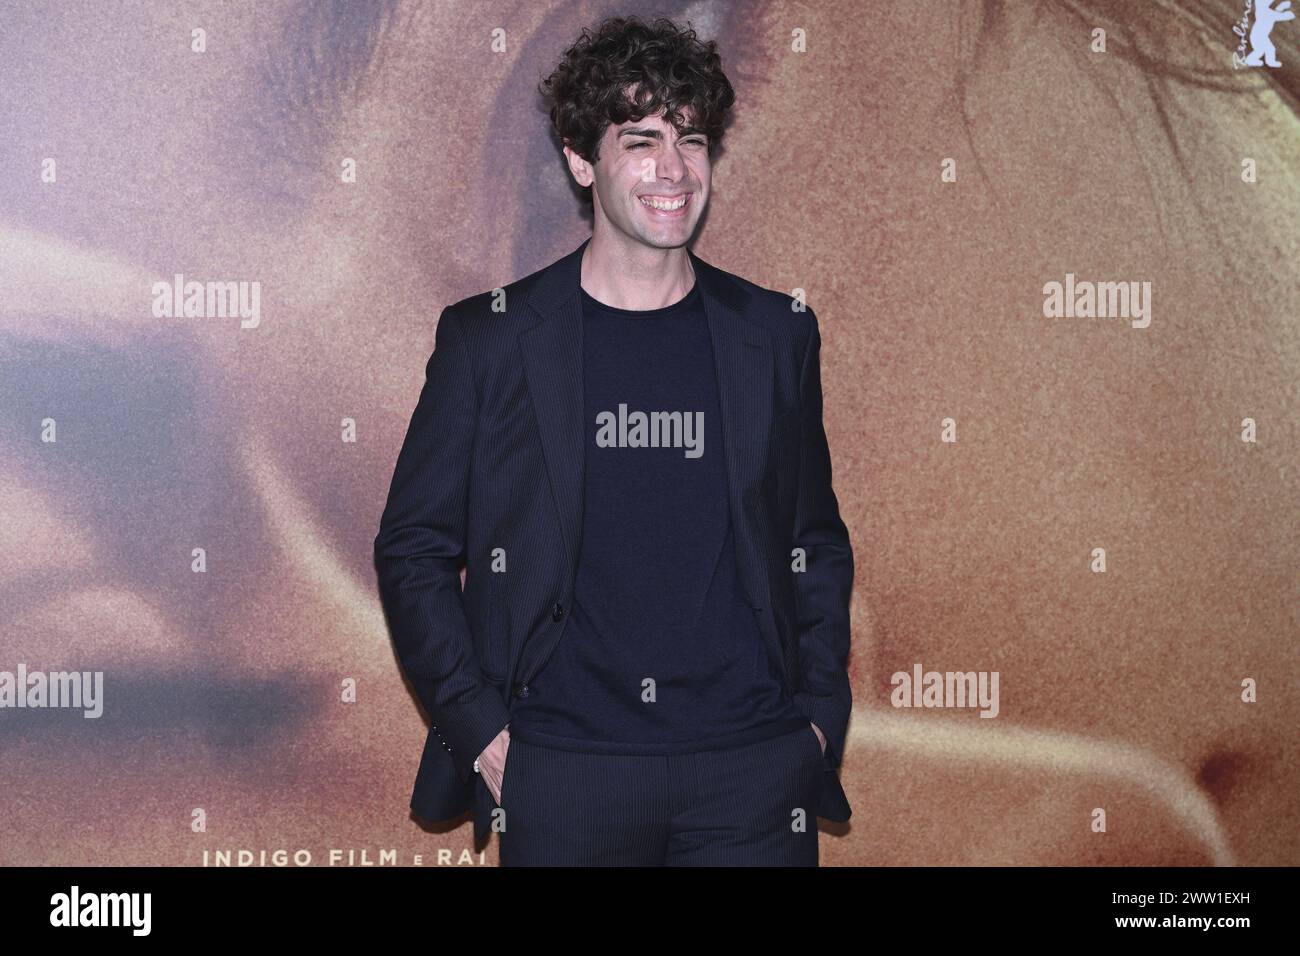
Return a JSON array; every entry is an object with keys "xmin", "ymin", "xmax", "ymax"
[{"xmin": 628, "ymin": 142, "xmax": 651, "ymax": 149}]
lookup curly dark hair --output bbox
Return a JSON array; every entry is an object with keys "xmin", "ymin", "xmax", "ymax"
[{"xmin": 538, "ymin": 15, "xmax": 736, "ymax": 170}]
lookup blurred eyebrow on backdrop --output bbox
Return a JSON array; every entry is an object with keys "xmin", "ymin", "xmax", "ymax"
[{"xmin": 952, "ymin": 0, "xmax": 1300, "ymax": 223}]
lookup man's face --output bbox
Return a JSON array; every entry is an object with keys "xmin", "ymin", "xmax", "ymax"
[{"xmin": 571, "ymin": 108, "xmax": 711, "ymax": 250}]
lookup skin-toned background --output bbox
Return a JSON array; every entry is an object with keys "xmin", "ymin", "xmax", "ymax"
[{"xmin": 0, "ymin": 0, "xmax": 1295, "ymax": 866}]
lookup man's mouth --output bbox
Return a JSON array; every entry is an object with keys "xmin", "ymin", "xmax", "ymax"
[{"xmin": 638, "ymin": 193, "xmax": 691, "ymax": 214}]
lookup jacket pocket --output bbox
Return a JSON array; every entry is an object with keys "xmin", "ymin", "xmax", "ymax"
[
  {"xmin": 801, "ymin": 721, "xmax": 825, "ymax": 762},
  {"xmin": 497, "ymin": 738, "xmax": 515, "ymax": 808}
]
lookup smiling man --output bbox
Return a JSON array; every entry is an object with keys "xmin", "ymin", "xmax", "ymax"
[{"xmin": 373, "ymin": 14, "xmax": 855, "ymax": 866}]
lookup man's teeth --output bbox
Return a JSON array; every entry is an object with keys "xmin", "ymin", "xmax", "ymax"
[{"xmin": 640, "ymin": 195, "xmax": 688, "ymax": 210}]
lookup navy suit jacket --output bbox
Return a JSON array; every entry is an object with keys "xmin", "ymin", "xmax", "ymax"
[{"xmin": 373, "ymin": 237, "xmax": 855, "ymax": 848}]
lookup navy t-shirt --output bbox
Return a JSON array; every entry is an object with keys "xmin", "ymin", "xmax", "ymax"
[{"xmin": 506, "ymin": 278, "xmax": 807, "ymax": 755}]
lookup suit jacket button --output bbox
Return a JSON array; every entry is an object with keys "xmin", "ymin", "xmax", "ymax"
[
  {"xmin": 513, "ymin": 682, "xmax": 531, "ymax": 699},
  {"xmin": 551, "ymin": 602, "xmax": 565, "ymax": 621}
]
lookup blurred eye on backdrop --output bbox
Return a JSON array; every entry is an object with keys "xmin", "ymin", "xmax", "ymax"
[{"xmin": 235, "ymin": 0, "xmax": 404, "ymax": 215}]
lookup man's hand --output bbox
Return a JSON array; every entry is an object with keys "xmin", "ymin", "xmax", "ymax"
[
  {"xmin": 811, "ymin": 721, "xmax": 826, "ymax": 756},
  {"xmin": 479, "ymin": 725, "xmax": 512, "ymax": 805}
]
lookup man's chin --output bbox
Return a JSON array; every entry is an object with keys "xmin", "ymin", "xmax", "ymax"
[{"xmin": 629, "ymin": 228, "xmax": 695, "ymax": 250}]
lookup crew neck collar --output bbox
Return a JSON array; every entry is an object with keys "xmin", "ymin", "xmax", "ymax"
[{"xmin": 579, "ymin": 279, "xmax": 701, "ymax": 317}]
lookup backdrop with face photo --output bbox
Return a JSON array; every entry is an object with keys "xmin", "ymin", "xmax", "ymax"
[{"xmin": 1, "ymin": 0, "xmax": 1295, "ymax": 866}]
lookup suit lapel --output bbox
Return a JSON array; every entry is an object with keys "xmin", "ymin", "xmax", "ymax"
[
  {"xmin": 518, "ymin": 238, "xmax": 777, "ymax": 629},
  {"xmin": 518, "ymin": 241, "xmax": 588, "ymax": 575},
  {"xmin": 688, "ymin": 247, "xmax": 776, "ymax": 618}
]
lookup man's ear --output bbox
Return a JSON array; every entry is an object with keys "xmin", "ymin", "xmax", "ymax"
[{"xmin": 563, "ymin": 145, "xmax": 594, "ymax": 188}]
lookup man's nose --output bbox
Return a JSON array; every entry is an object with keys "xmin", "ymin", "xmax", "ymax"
[{"xmin": 655, "ymin": 145, "xmax": 687, "ymax": 182}]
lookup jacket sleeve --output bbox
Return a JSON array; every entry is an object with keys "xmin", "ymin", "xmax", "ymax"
[
  {"xmin": 373, "ymin": 305, "xmax": 512, "ymax": 784},
  {"xmin": 789, "ymin": 306, "xmax": 855, "ymax": 770}
]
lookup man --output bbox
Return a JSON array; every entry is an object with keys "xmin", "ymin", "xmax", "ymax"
[{"xmin": 373, "ymin": 15, "xmax": 853, "ymax": 866}]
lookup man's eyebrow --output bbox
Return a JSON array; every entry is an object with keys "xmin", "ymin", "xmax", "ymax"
[{"xmin": 617, "ymin": 126, "xmax": 708, "ymax": 139}]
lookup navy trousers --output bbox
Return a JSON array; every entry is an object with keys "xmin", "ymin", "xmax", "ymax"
[{"xmin": 487, "ymin": 724, "xmax": 824, "ymax": 866}]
